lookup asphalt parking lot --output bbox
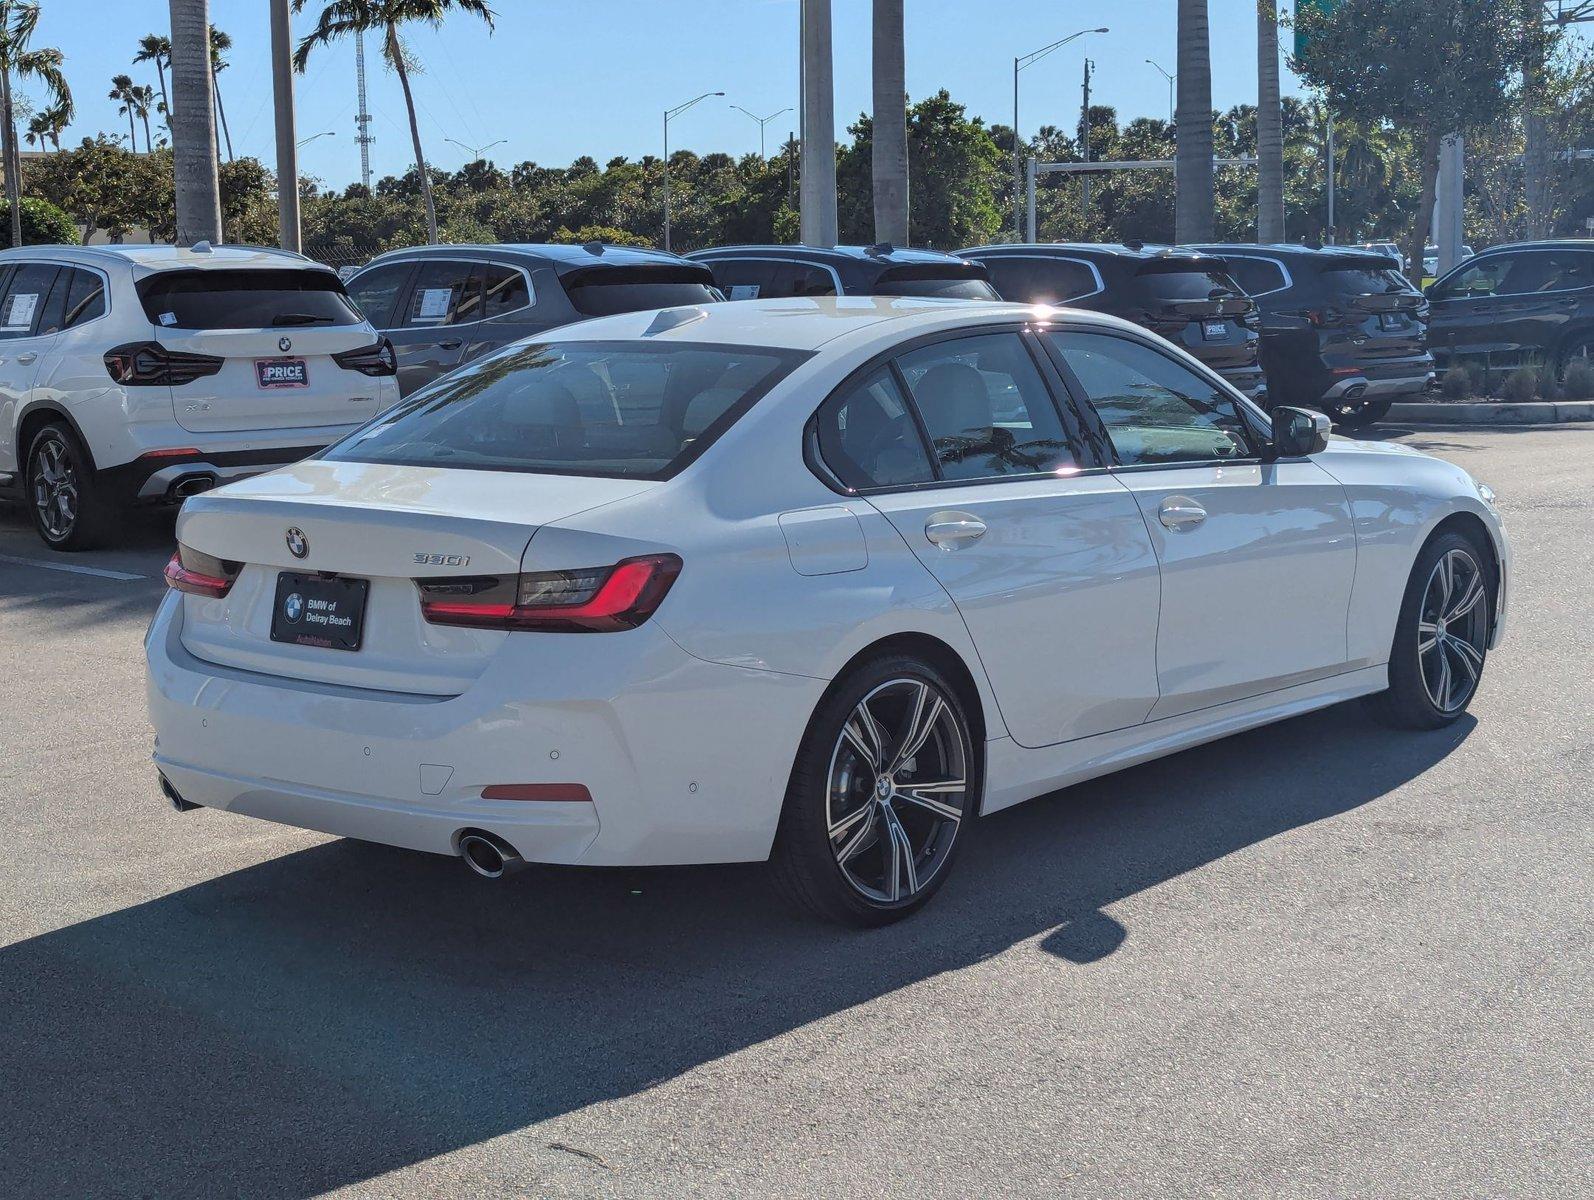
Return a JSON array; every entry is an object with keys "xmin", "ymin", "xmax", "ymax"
[{"xmin": 1, "ymin": 425, "xmax": 1589, "ymax": 1199}]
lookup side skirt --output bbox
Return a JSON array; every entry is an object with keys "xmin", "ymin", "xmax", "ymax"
[{"xmin": 981, "ymin": 664, "xmax": 1389, "ymax": 816}]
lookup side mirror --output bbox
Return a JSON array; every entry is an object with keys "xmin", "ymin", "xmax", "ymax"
[{"xmin": 1270, "ymin": 405, "xmax": 1331, "ymax": 458}]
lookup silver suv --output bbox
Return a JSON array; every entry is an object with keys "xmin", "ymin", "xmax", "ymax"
[{"xmin": 0, "ymin": 243, "xmax": 398, "ymax": 549}]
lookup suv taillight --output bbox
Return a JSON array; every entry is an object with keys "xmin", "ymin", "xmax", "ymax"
[
  {"xmin": 333, "ymin": 337, "xmax": 398, "ymax": 377},
  {"xmin": 1305, "ymin": 307, "xmax": 1345, "ymax": 328},
  {"xmin": 105, "ymin": 341, "xmax": 224, "ymax": 386},
  {"xmin": 417, "ymin": 554, "xmax": 682, "ymax": 633},
  {"xmin": 164, "ymin": 546, "xmax": 241, "ymax": 598}
]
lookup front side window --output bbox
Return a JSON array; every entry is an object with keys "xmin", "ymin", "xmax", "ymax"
[
  {"xmin": 814, "ymin": 367, "xmax": 935, "ymax": 490},
  {"xmin": 346, "ymin": 262, "xmax": 414, "ymax": 327},
  {"xmin": 322, "ymin": 340, "xmax": 804, "ymax": 480},
  {"xmin": 976, "ymin": 256, "xmax": 1100, "ymax": 304},
  {"xmin": 400, "ymin": 260, "xmax": 480, "ymax": 327},
  {"xmin": 1432, "ymin": 255, "xmax": 1516, "ymax": 300},
  {"xmin": 897, "ymin": 333, "xmax": 1078, "ymax": 480},
  {"xmin": 1047, "ymin": 331, "xmax": 1254, "ymax": 466},
  {"xmin": 137, "ymin": 268, "xmax": 363, "ymax": 330}
]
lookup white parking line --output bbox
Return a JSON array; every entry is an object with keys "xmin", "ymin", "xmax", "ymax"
[{"xmin": 0, "ymin": 553, "xmax": 148, "ymax": 581}]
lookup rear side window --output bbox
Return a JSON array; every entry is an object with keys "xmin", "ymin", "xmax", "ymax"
[
  {"xmin": 814, "ymin": 367, "xmax": 934, "ymax": 489},
  {"xmin": 346, "ymin": 262, "xmax": 413, "ymax": 327},
  {"xmin": 977, "ymin": 256, "xmax": 1099, "ymax": 304},
  {"xmin": 701, "ymin": 258, "xmax": 776, "ymax": 300},
  {"xmin": 1222, "ymin": 257, "xmax": 1289, "ymax": 297},
  {"xmin": 138, "ymin": 268, "xmax": 362, "ymax": 330},
  {"xmin": 323, "ymin": 340, "xmax": 804, "ymax": 480},
  {"xmin": 480, "ymin": 265, "xmax": 533, "ymax": 318},
  {"xmin": 62, "ymin": 269, "xmax": 108, "ymax": 327},
  {"xmin": 874, "ymin": 264, "xmax": 999, "ymax": 300},
  {"xmin": 0, "ymin": 263, "xmax": 60, "ymax": 339},
  {"xmin": 897, "ymin": 333, "xmax": 1078, "ymax": 480},
  {"xmin": 562, "ymin": 268, "xmax": 721, "ymax": 316}
]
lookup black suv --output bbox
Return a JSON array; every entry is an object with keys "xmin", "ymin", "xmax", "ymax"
[
  {"xmin": 1189, "ymin": 244, "xmax": 1432, "ymax": 426},
  {"xmin": 1424, "ymin": 239, "xmax": 1594, "ymax": 383},
  {"xmin": 686, "ymin": 244, "xmax": 1000, "ymax": 301},
  {"xmin": 956, "ymin": 243, "xmax": 1265, "ymax": 400},
  {"xmin": 344, "ymin": 243, "xmax": 721, "ymax": 395}
]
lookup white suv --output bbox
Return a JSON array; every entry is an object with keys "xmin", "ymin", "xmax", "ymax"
[{"xmin": 0, "ymin": 243, "xmax": 399, "ymax": 549}]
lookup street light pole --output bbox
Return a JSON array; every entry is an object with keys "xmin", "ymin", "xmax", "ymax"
[
  {"xmin": 444, "ymin": 136, "xmax": 507, "ymax": 163},
  {"xmin": 269, "ymin": 0, "xmax": 300, "ymax": 253},
  {"xmin": 1145, "ymin": 59, "xmax": 1174, "ymax": 127},
  {"xmin": 733, "ymin": 105, "xmax": 793, "ymax": 159},
  {"xmin": 1012, "ymin": 26, "xmax": 1108, "ymax": 242},
  {"xmin": 663, "ymin": 91, "xmax": 724, "ymax": 252},
  {"xmin": 296, "ymin": 131, "xmax": 336, "ymax": 149}
]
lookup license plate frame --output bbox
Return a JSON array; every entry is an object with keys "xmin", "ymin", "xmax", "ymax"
[
  {"xmin": 270, "ymin": 572, "xmax": 369, "ymax": 652},
  {"xmin": 256, "ymin": 358, "xmax": 308, "ymax": 389}
]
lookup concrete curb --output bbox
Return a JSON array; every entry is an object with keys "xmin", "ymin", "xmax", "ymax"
[{"xmin": 1385, "ymin": 400, "xmax": 1594, "ymax": 425}]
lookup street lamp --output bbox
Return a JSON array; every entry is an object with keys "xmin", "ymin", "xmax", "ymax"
[
  {"xmin": 1145, "ymin": 59, "xmax": 1175, "ymax": 127},
  {"xmin": 732, "ymin": 104, "xmax": 794, "ymax": 160},
  {"xmin": 1013, "ymin": 27, "xmax": 1108, "ymax": 241},
  {"xmin": 663, "ymin": 90, "xmax": 724, "ymax": 252},
  {"xmin": 445, "ymin": 137, "xmax": 507, "ymax": 163},
  {"xmin": 295, "ymin": 131, "xmax": 336, "ymax": 149}
]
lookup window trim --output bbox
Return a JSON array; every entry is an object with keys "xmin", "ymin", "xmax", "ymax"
[
  {"xmin": 1203, "ymin": 251, "xmax": 1294, "ymax": 298},
  {"xmin": 694, "ymin": 253, "xmax": 845, "ymax": 298},
  {"xmin": 958, "ymin": 251, "xmax": 1106, "ymax": 304},
  {"xmin": 1429, "ymin": 247, "xmax": 1594, "ymax": 301},
  {"xmin": 366, "ymin": 255, "xmax": 538, "ymax": 330},
  {"xmin": 804, "ymin": 320, "xmax": 1106, "ymax": 497},
  {"xmin": 1040, "ymin": 323, "xmax": 1269, "ymax": 472}
]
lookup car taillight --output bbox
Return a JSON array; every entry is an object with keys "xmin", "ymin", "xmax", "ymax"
[
  {"xmin": 105, "ymin": 341, "xmax": 225, "ymax": 386},
  {"xmin": 333, "ymin": 337, "xmax": 398, "ymax": 377},
  {"xmin": 417, "ymin": 553, "xmax": 682, "ymax": 633},
  {"xmin": 164, "ymin": 546, "xmax": 240, "ymax": 598},
  {"xmin": 1305, "ymin": 307, "xmax": 1345, "ymax": 328}
]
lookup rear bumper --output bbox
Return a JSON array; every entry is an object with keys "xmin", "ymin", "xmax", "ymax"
[
  {"xmin": 103, "ymin": 445, "xmax": 330, "ymax": 504},
  {"xmin": 145, "ymin": 593, "xmax": 825, "ymax": 866}
]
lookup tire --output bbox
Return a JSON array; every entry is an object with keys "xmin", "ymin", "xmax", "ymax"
[
  {"xmin": 1363, "ymin": 529, "xmax": 1493, "ymax": 730},
  {"xmin": 1326, "ymin": 396, "xmax": 1393, "ymax": 428},
  {"xmin": 25, "ymin": 422, "xmax": 118, "ymax": 551},
  {"xmin": 770, "ymin": 654, "xmax": 979, "ymax": 926}
]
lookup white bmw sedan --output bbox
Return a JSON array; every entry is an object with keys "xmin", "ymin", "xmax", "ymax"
[{"xmin": 147, "ymin": 298, "xmax": 1507, "ymax": 925}]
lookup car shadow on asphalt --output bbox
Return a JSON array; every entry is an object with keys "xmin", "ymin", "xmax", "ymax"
[{"xmin": 0, "ymin": 703, "xmax": 1474, "ymax": 1196}]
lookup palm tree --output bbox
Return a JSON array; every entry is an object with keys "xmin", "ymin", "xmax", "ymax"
[
  {"xmin": 1174, "ymin": 0, "xmax": 1213, "ymax": 242},
  {"xmin": 870, "ymin": 0, "xmax": 907, "ymax": 245},
  {"xmin": 209, "ymin": 24, "xmax": 232, "ymax": 161},
  {"xmin": 132, "ymin": 82, "xmax": 155, "ymax": 151},
  {"xmin": 22, "ymin": 105, "xmax": 49, "ymax": 149},
  {"xmin": 109, "ymin": 72, "xmax": 139, "ymax": 150},
  {"xmin": 133, "ymin": 33, "xmax": 171, "ymax": 133},
  {"xmin": 292, "ymin": 1, "xmax": 497, "ymax": 246},
  {"xmin": 168, "ymin": 0, "xmax": 222, "ymax": 243},
  {"xmin": 0, "ymin": 2, "xmax": 73, "ymax": 247},
  {"xmin": 1256, "ymin": 0, "xmax": 1284, "ymax": 243}
]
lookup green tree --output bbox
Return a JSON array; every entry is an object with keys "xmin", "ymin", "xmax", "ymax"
[
  {"xmin": 1294, "ymin": 0, "xmax": 1528, "ymax": 275},
  {"xmin": 0, "ymin": 1, "xmax": 72, "ymax": 247},
  {"xmin": 293, "ymin": 0, "xmax": 497, "ymax": 246},
  {"xmin": 109, "ymin": 73, "xmax": 139, "ymax": 150},
  {"xmin": 0, "ymin": 194, "xmax": 76, "ymax": 245}
]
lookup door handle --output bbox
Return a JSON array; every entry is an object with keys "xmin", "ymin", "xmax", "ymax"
[
  {"xmin": 15, "ymin": 352, "xmax": 36, "ymax": 364},
  {"xmin": 437, "ymin": 338, "xmax": 463, "ymax": 350},
  {"xmin": 924, "ymin": 511, "xmax": 987, "ymax": 549},
  {"xmin": 1158, "ymin": 495, "xmax": 1207, "ymax": 530}
]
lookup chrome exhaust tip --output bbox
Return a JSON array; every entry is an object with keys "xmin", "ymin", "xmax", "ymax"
[
  {"xmin": 159, "ymin": 775, "xmax": 200, "ymax": 812},
  {"xmin": 170, "ymin": 474, "xmax": 217, "ymax": 500},
  {"xmin": 458, "ymin": 832, "xmax": 525, "ymax": 879}
]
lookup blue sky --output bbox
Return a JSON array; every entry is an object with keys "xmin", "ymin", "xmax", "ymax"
[{"xmin": 31, "ymin": 1, "xmax": 1314, "ymax": 188}]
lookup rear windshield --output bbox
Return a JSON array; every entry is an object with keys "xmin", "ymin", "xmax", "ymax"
[
  {"xmin": 137, "ymin": 268, "xmax": 362, "ymax": 330},
  {"xmin": 1133, "ymin": 266, "xmax": 1244, "ymax": 302},
  {"xmin": 321, "ymin": 340, "xmax": 806, "ymax": 480},
  {"xmin": 873, "ymin": 265, "xmax": 1001, "ymax": 300},
  {"xmin": 562, "ymin": 267, "xmax": 721, "ymax": 317},
  {"xmin": 1323, "ymin": 267, "xmax": 1414, "ymax": 297}
]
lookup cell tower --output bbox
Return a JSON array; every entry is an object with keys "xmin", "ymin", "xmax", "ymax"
[{"xmin": 354, "ymin": 28, "xmax": 374, "ymax": 189}]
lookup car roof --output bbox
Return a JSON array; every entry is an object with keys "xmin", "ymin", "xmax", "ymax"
[
  {"xmin": 361, "ymin": 242, "xmax": 704, "ymax": 275},
  {"xmin": 959, "ymin": 242, "xmax": 1226, "ymax": 265},
  {"xmin": 1187, "ymin": 242, "xmax": 1406, "ymax": 267},
  {"xmin": 0, "ymin": 242, "xmax": 325, "ymax": 274},
  {"xmin": 535, "ymin": 295, "xmax": 1131, "ymax": 351},
  {"xmin": 687, "ymin": 243, "xmax": 973, "ymax": 267},
  {"xmin": 1463, "ymin": 238, "xmax": 1592, "ymax": 254}
]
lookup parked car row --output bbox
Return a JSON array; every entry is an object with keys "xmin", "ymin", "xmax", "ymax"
[{"xmin": 5, "ymin": 233, "xmax": 1589, "ymax": 550}]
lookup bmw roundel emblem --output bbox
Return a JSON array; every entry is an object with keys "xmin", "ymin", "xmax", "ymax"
[
  {"xmin": 283, "ymin": 592, "xmax": 304, "ymax": 622},
  {"xmin": 278, "ymin": 335, "xmax": 293, "ymax": 353},
  {"xmin": 286, "ymin": 527, "xmax": 309, "ymax": 558}
]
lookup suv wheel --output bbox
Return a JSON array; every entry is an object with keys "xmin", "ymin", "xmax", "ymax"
[
  {"xmin": 26, "ymin": 423, "xmax": 117, "ymax": 550},
  {"xmin": 771, "ymin": 655, "xmax": 978, "ymax": 926}
]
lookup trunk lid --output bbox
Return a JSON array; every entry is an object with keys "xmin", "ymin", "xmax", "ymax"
[{"xmin": 174, "ymin": 461, "xmax": 657, "ymax": 694}]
